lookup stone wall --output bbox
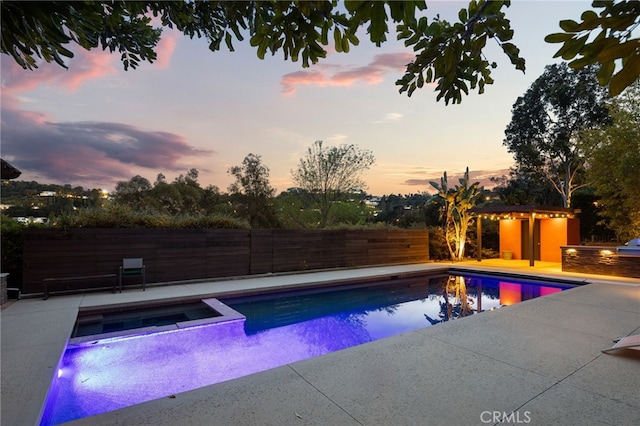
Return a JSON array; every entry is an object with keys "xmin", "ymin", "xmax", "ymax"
[{"xmin": 561, "ymin": 246, "xmax": 640, "ymax": 278}]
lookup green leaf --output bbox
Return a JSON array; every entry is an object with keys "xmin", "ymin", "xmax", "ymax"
[
  {"xmin": 418, "ymin": 16, "xmax": 428, "ymax": 33},
  {"xmin": 580, "ymin": 10, "xmax": 598, "ymax": 22},
  {"xmin": 369, "ymin": 1, "xmax": 388, "ymax": 44},
  {"xmin": 345, "ymin": 32, "xmax": 359, "ymax": 46},
  {"xmin": 561, "ymin": 35, "xmax": 589, "ymax": 60},
  {"xmin": 344, "ymin": 0, "xmax": 365, "ymax": 13},
  {"xmin": 568, "ymin": 56, "xmax": 594, "ymax": 69},
  {"xmin": 320, "ymin": 22, "xmax": 329, "ymax": 45},
  {"xmin": 342, "ymin": 35, "xmax": 350, "ymax": 53},
  {"xmin": 554, "ymin": 40, "xmax": 575, "ymax": 60},
  {"xmin": 334, "ymin": 27, "xmax": 343, "ymax": 52},
  {"xmin": 224, "ymin": 32, "xmax": 234, "ymax": 51},
  {"xmin": 595, "ymin": 40, "xmax": 640, "ymax": 64},
  {"xmin": 249, "ymin": 34, "xmax": 262, "ymax": 47},
  {"xmin": 596, "ymin": 60, "xmax": 615, "ymax": 85},
  {"xmin": 257, "ymin": 40, "xmax": 268, "ymax": 59},
  {"xmin": 458, "ymin": 8, "xmax": 467, "ymax": 22},
  {"xmin": 559, "ymin": 20, "xmax": 580, "ymax": 32},
  {"xmin": 609, "ymin": 55, "xmax": 640, "ymax": 96},
  {"xmin": 544, "ymin": 32, "xmax": 574, "ymax": 44}
]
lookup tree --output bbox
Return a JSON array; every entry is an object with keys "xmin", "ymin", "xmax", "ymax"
[
  {"xmin": 171, "ymin": 168, "xmax": 203, "ymax": 214},
  {"xmin": 112, "ymin": 175, "xmax": 153, "ymax": 211},
  {"xmin": 373, "ymin": 193, "xmax": 434, "ymax": 227},
  {"xmin": 490, "ymin": 167, "xmax": 564, "ymax": 207},
  {"xmin": 429, "ymin": 168, "xmax": 483, "ymax": 261},
  {"xmin": 4, "ymin": 1, "xmax": 638, "ymax": 103},
  {"xmin": 274, "ymin": 190, "xmax": 320, "ymax": 229},
  {"xmin": 147, "ymin": 180, "xmax": 184, "ymax": 215},
  {"xmin": 545, "ymin": 1, "xmax": 640, "ymax": 97},
  {"xmin": 579, "ymin": 81, "xmax": 640, "ymax": 241},
  {"xmin": 4, "ymin": 1, "xmax": 639, "ymax": 102},
  {"xmin": 174, "ymin": 168, "xmax": 201, "ymax": 188},
  {"xmin": 503, "ymin": 63, "xmax": 610, "ymax": 208},
  {"xmin": 292, "ymin": 141, "xmax": 374, "ymax": 228},
  {"xmin": 228, "ymin": 154, "xmax": 279, "ymax": 228},
  {"xmin": 201, "ymin": 185, "xmax": 228, "ymax": 216},
  {"xmin": 0, "ymin": 1, "xmax": 520, "ymax": 104},
  {"xmin": 329, "ymin": 200, "xmax": 374, "ymax": 226},
  {"xmin": 112, "ymin": 169, "xmax": 208, "ymax": 215},
  {"xmin": 570, "ymin": 188, "xmax": 616, "ymax": 243}
]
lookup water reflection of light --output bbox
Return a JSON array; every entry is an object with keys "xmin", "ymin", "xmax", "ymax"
[
  {"xmin": 478, "ymin": 294, "xmax": 502, "ymax": 312},
  {"xmin": 540, "ymin": 287, "xmax": 562, "ymax": 296},
  {"xmin": 499, "ymin": 282, "xmax": 522, "ymax": 306}
]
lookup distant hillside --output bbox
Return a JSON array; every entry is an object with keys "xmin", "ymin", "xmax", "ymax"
[
  {"xmin": 1, "ymin": 180, "xmax": 103, "ymax": 217},
  {"xmin": 2, "ymin": 180, "xmax": 101, "ymax": 198}
]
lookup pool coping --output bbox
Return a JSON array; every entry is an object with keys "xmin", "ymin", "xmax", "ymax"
[{"xmin": 1, "ymin": 262, "xmax": 638, "ymax": 425}]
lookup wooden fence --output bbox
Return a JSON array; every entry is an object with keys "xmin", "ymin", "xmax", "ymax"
[{"xmin": 21, "ymin": 228, "xmax": 429, "ymax": 295}]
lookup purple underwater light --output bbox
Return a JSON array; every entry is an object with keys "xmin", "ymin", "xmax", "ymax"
[{"xmin": 41, "ymin": 274, "xmax": 572, "ymax": 425}]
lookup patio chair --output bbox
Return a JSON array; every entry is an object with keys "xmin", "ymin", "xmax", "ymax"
[
  {"xmin": 601, "ymin": 334, "xmax": 640, "ymax": 354},
  {"xmin": 119, "ymin": 258, "xmax": 146, "ymax": 292}
]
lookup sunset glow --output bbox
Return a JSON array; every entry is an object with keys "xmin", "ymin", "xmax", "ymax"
[{"xmin": 1, "ymin": 2, "xmax": 590, "ymax": 195}]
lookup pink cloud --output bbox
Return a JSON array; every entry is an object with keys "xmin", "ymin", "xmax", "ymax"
[
  {"xmin": 1, "ymin": 29, "xmax": 193, "ymax": 190},
  {"xmin": 153, "ymin": 30, "xmax": 179, "ymax": 69},
  {"xmin": 61, "ymin": 49, "xmax": 118, "ymax": 91},
  {"xmin": 281, "ymin": 52, "xmax": 414, "ymax": 96},
  {"xmin": 1, "ymin": 47, "xmax": 118, "ymax": 97},
  {"xmin": 1, "ymin": 104, "xmax": 212, "ymax": 188},
  {"xmin": 370, "ymin": 53, "xmax": 414, "ymax": 68},
  {"xmin": 2, "ymin": 31, "xmax": 177, "ymax": 100}
]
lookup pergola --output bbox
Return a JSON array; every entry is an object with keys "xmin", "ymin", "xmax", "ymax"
[{"xmin": 472, "ymin": 205, "xmax": 580, "ymax": 266}]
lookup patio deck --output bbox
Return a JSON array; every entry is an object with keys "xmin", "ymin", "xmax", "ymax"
[{"xmin": 1, "ymin": 261, "xmax": 638, "ymax": 425}]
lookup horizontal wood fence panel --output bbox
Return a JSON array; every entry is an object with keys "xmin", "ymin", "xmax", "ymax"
[{"xmin": 21, "ymin": 229, "xmax": 429, "ymax": 295}]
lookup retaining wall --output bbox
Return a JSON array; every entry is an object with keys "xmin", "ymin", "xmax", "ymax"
[{"xmin": 561, "ymin": 245, "xmax": 640, "ymax": 278}]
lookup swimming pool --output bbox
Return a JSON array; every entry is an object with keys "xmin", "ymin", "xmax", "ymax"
[{"xmin": 41, "ymin": 272, "xmax": 573, "ymax": 425}]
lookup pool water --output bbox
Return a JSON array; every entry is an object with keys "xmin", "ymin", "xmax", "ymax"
[
  {"xmin": 41, "ymin": 273, "xmax": 573, "ymax": 425},
  {"xmin": 72, "ymin": 301, "xmax": 221, "ymax": 338}
]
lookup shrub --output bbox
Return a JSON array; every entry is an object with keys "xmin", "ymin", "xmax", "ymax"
[
  {"xmin": 50, "ymin": 206, "xmax": 249, "ymax": 229},
  {"xmin": 428, "ymin": 226, "xmax": 450, "ymax": 261},
  {"xmin": 0, "ymin": 215, "xmax": 44, "ymax": 287},
  {"xmin": 173, "ymin": 215, "xmax": 249, "ymax": 229}
]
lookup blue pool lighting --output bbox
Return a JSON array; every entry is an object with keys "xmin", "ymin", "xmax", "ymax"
[{"xmin": 40, "ymin": 273, "xmax": 573, "ymax": 425}]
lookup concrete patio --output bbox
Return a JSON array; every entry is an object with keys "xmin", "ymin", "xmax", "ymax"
[{"xmin": 1, "ymin": 261, "xmax": 638, "ymax": 425}]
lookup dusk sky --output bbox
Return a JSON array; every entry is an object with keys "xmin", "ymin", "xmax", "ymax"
[{"xmin": 1, "ymin": 1, "xmax": 592, "ymax": 196}]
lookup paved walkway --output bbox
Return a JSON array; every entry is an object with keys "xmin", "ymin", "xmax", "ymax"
[{"xmin": 1, "ymin": 262, "xmax": 638, "ymax": 425}]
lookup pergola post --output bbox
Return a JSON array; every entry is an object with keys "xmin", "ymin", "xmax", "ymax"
[
  {"xmin": 476, "ymin": 215, "xmax": 482, "ymax": 262},
  {"xmin": 529, "ymin": 213, "xmax": 535, "ymax": 267}
]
